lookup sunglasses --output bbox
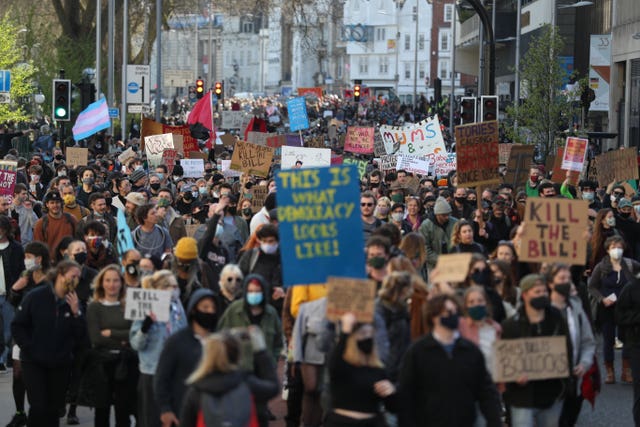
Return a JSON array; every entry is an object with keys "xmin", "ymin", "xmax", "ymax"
[
  {"xmin": 613, "ymin": 192, "xmax": 624, "ymax": 197},
  {"xmin": 227, "ymin": 277, "xmax": 242, "ymax": 282},
  {"xmin": 361, "ymin": 202, "xmax": 374, "ymax": 207}
]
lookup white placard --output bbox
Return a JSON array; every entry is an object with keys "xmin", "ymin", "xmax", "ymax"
[
  {"xmin": 221, "ymin": 111, "xmax": 247, "ymax": 129},
  {"xmin": 220, "ymin": 159, "xmax": 242, "ymax": 177},
  {"xmin": 124, "ymin": 288, "xmax": 171, "ymax": 322},
  {"xmin": 144, "ymin": 133, "xmax": 174, "ymax": 168},
  {"xmin": 181, "ymin": 159, "xmax": 205, "ymax": 178},
  {"xmin": 281, "ymin": 146, "xmax": 332, "ymax": 169},
  {"xmin": 396, "ymin": 154, "xmax": 430, "ymax": 175}
]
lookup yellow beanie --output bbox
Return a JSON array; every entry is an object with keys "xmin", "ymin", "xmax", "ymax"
[{"xmin": 175, "ymin": 237, "xmax": 198, "ymax": 260}]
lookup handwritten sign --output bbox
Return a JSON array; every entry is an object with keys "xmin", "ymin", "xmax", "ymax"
[
  {"xmin": 373, "ymin": 132, "xmax": 386, "ymax": 156},
  {"xmin": 433, "ymin": 253, "xmax": 473, "ymax": 283},
  {"xmin": 66, "ymin": 147, "xmax": 89, "ymax": 167},
  {"xmin": 220, "ymin": 111, "xmax": 247, "ymax": 129},
  {"xmin": 230, "ymin": 140, "xmax": 274, "ymax": 177},
  {"xmin": 504, "ymin": 145, "xmax": 535, "ymax": 189},
  {"xmin": 118, "ymin": 147, "xmax": 136, "ymax": 165},
  {"xmin": 396, "ymin": 154, "xmax": 430, "ymax": 175},
  {"xmin": 251, "ymin": 186, "xmax": 269, "ymax": 213},
  {"xmin": 499, "ymin": 143, "xmax": 517, "ymax": 164},
  {"xmin": 342, "ymin": 158, "xmax": 368, "ymax": 180},
  {"xmin": 326, "ymin": 277, "xmax": 377, "ymax": 323},
  {"xmin": 287, "ymin": 97, "xmax": 310, "ymax": 131},
  {"xmin": 596, "ymin": 149, "xmax": 639, "ymax": 185},
  {"xmin": 455, "ymin": 121, "xmax": 500, "ymax": 187},
  {"xmin": 181, "ymin": 159, "xmax": 205, "ymax": 178},
  {"xmin": 561, "ymin": 137, "xmax": 588, "ymax": 172},
  {"xmin": 344, "ymin": 127, "xmax": 375, "ymax": 154},
  {"xmin": 162, "ymin": 149, "xmax": 178, "ymax": 175},
  {"xmin": 276, "ymin": 165, "xmax": 366, "ymax": 286},
  {"xmin": 431, "ymin": 152, "xmax": 457, "ymax": 176},
  {"xmin": 379, "ymin": 116, "xmax": 447, "ymax": 157},
  {"xmin": 247, "ymin": 131, "xmax": 275, "ymax": 146},
  {"xmin": 124, "ymin": 288, "xmax": 171, "ymax": 322},
  {"xmin": 220, "ymin": 133, "xmax": 237, "ymax": 147},
  {"xmin": 520, "ymin": 198, "xmax": 589, "ymax": 265},
  {"xmin": 281, "ymin": 146, "xmax": 331, "ymax": 170},
  {"xmin": 145, "ymin": 133, "xmax": 174, "ymax": 167},
  {"xmin": 492, "ymin": 336, "xmax": 569, "ymax": 383},
  {"xmin": 220, "ymin": 160, "xmax": 242, "ymax": 178},
  {"xmin": 0, "ymin": 161, "xmax": 18, "ymax": 203},
  {"xmin": 379, "ymin": 155, "xmax": 397, "ymax": 171}
]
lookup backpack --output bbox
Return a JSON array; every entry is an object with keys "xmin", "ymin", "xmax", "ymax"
[{"xmin": 199, "ymin": 382, "xmax": 255, "ymax": 427}]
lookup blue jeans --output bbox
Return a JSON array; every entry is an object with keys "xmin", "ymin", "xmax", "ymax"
[
  {"xmin": 0, "ymin": 295, "xmax": 14, "ymax": 364},
  {"xmin": 510, "ymin": 400, "xmax": 563, "ymax": 427}
]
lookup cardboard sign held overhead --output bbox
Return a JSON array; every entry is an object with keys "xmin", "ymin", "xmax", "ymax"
[
  {"xmin": 493, "ymin": 336, "xmax": 570, "ymax": 383},
  {"xmin": 519, "ymin": 198, "xmax": 589, "ymax": 265},
  {"xmin": 454, "ymin": 121, "xmax": 500, "ymax": 187},
  {"xmin": 0, "ymin": 161, "xmax": 18, "ymax": 203},
  {"xmin": 561, "ymin": 137, "xmax": 588, "ymax": 172},
  {"xmin": 230, "ymin": 140, "xmax": 274, "ymax": 178},
  {"xmin": 220, "ymin": 133, "xmax": 237, "ymax": 147},
  {"xmin": 181, "ymin": 159, "xmax": 205, "ymax": 178},
  {"xmin": 499, "ymin": 143, "xmax": 518, "ymax": 164},
  {"xmin": 162, "ymin": 149, "xmax": 178, "ymax": 175},
  {"xmin": 503, "ymin": 145, "xmax": 535, "ymax": 190},
  {"xmin": 145, "ymin": 133, "xmax": 174, "ymax": 167},
  {"xmin": 596, "ymin": 148, "xmax": 639, "ymax": 186},
  {"xmin": 286, "ymin": 97, "xmax": 310, "ymax": 132},
  {"xmin": 344, "ymin": 127, "xmax": 375, "ymax": 154},
  {"xmin": 281, "ymin": 146, "xmax": 331, "ymax": 170},
  {"xmin": 66, "ymin": 147, "xmax": 89, "ymax": 167},
  {"xmin": 124, "ymin": 288, "xmax": 171, "ymax": 322},
  {"xmin": 551, "ymin": 147, "xmax": 580, "ymax": 186},
  {"xmin": 326, "ymin": 277, "xmax": 377, "ymax": 323},
  {"xmin": 247, "ymin": 131, "xmax": 275, "ymax": 146}
]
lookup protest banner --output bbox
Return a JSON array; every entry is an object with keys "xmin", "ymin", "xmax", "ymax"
[
  {"xmin": 342, "ymin": 158, "xmax": 368, "ymax": 180},
  {"xmin": 276, "ymin": 165, "xmax": 366, "ymax": 286},
  {"xmin": 220, "ymin": 133, "xmax": 237, "ymax": 147},
  {"xmin": 433, "ymin": 253, "xmax": 473, "ymax": 283},
  {"xmin": 499, "ymin": 143, "xmax": 518, "ymax": 164},
  {"xmin": 503, "ymin": 145, "xmax": 535, "ymax": 189},
  {"xmin": 551, "ymin": 147, "xmax": 580, "ymax": 185},
  {"xmin": 0, "ymin": 161, "xmax": 18, "ymax": 203},
  {"xmin": 247, "ymin": 131, "xmax": 275, "ymax": 146},
  {"xmin": 561, "ymin": 137, "xmax": 589, "ymax": 172},
  {"xmin": 379, "ymin": 115, "xmax": 447, "ymax": 157},
  {"xmin": 162, "ymin": 149, "xmax": 178, "ymax": 175},
  {"xmin": 454, "ymin": 121, "xmax": 500, "ymax": 187},
  {"xmin": 189, "ymin": 151, "xmax": 208, "ymax": 161},
  {"xmin": 124, "ymin": 288, "xmax": 171, "ymax": 322},
  {"xmin": 305, "ymin": 136, "xmax": 326, "ymax": 149},
  {"xmin": 118, "ymin": 147, "xmax": 136, "ymax": 165},
  {"xmin": 251, "ymin": 186, "xmax": 269, "ymax": 213},
  {"xmin": 172, "ymin": 134, "xmax": 184, "ymax": 154},
  {"xmin": 492, "ymin": 336, "xmax": 570, "ymax": 383},
  {"xmin": 66, "ymin": 147, "xmax": 89, "ymax": 167},
  {"xmin": 373, "ymin": 132, "xmax": 386, "ymax": 156},
  {"xmin": 519, "ymin": 198, "xmax": 589, "ymax": 265},
  {"xmin": 144, "ymin": 133, "xmax": 174, "ymax": 168},
  {"xmin": 326, "ymin": 277, "xmax": 377, "ymax": 323},
  {"xmin": 297, "ymin": 87, "xmax": 323, "ymax": 98},
  {"xmin": 220, "ymin": 160, "xmax": 243, "ymax": 178},
  {"xmin": 396, "ymin": 154, "xmax": 430, "ymax": 175},
  {"xmin": 595, "ymin": 148, "xmax": 639, "ymax": 185},
  {"xmin": 281, "ymin": 146, "xmax": 331, "ymax": 170},
  {"xmin": 287, "ymin": 97, "xmax": 310, "ymax": 131},
  {"xmin": 230, "ymin": 140, "xmax": 274, "ymax": 177},
  {"xmin": 379, "ymin": 154, "xmax": 397, "ymax": 171},
  {"xmin": 141, "ymin": 117, "xmax": 198, "ymax": 156},
  {"xmin": 286, "ymin": 134, "xmax": 303, "ymax": 147},
  {"xmin": 220, "ymin": 111, "xmax": 247, "ymax": 129},
  {"xmin": 344, "ymin": 127, "xmax": 375, "ymax": 154},
  {"xmin": 431, "ymin": 152, "xmax": 457, "ymax": 176},
  {"xmin": 266, "ymin": 134, "xmax": 286, "ymax": 148},
  {"xmin": 181, "ymin": 159, "xmax": 205, "ymax": 178}
]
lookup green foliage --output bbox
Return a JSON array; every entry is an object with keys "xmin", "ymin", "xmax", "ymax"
[
  {"xmin": 0, "ymin": 17, "xmax": 37, "ymax": 123},
  {"xmin": 504, "ymin": 25, "xmax": 582, "ymax": 158}
]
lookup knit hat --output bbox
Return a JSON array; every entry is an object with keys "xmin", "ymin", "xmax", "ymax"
[
  {"xmin": 175, "ymin": 237, "xmax": 198, "ymax": 260},
  {"xmin": 125, "ymin": 192, "xmax": 146, "ymax": 207},
  {"xmin": 129, "ymin": 168, "xmax": 147, "ymax": 183},
  {"xmin": 519, "ymin": 274, "xmax": 546, "ymax": 293},
  {"xmin": 433, "ymin": 197, "xmax": 452, "ymax": 215}
]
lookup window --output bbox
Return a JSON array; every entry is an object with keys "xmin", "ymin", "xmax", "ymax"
[
  {"xmin": 438, "ymin": 59, "xmax": 450, "ymax": 80},
  {"xmin": 404, "ymin": 62, "xmax": 411, "ymax": 79},
  {"xmin": 380, "ymin": 57, "xmax": 389, "ymax": 74},
  {"xmin": 419, "ymin": 63, "xmax": 425, "ymax": 79},
  {"xmin": 412, "ymin": 6, "xmax": 417, "ymax": 22},
  {"xmin": 359, "ymin": 57, "xmax": 369, "ymax": 74},
  {"xmin": 376, "ymin": 28, "xmax": 386, "ymax": 41},
  {"xmin": 444, "ymin": 4, "xmax": 454, "ymax": 23},
  {"xmin": 418, "ymin": 34, "xmax": 425, "ymax": 50},
  {"xmin": 242, "ymin": 20, "xmax": 254, "ymax": 33},
  {"xmin": 354, "ymin": 0, "xmax": 360, "ymax": 12},
  {"xmin": 439, "ymin": 30, "xmax": 450, "ymax": 51},
  {"xmin": 404, "ymin": 34, "xmax": 410, "ymax": 50}
]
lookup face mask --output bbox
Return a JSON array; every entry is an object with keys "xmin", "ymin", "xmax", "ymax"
[
  {"xmin": 24, "ymin": 258, "xmax": 39, "ymax": 271},
  {"xmin": 530, "ymin": 175, "xmax": 539, "ymax": 183},
  {"xmin": 582, "ymin": 192, "xmax": 594, "ymax": 201},
  {"xmin": 63, "ymin": 194, "xmax": 76, "ymax": 206},
  {"xmin": 183, "ymin": 192, "xmax": 193, "ymax": 201},
  {"xmin": 213, "ymin": 191, "xmax": 220, "ymax": 198},
  {"xmin": 246, "ymin": 292, "xmax": 264, "ymax": 306},
  {"xmin": 171, "ymin": 287, "xmax": 181, "ymax": 301},
  {"xmin": 391, "ymin": 194, "xmax": 403, "ymax": 203},
  {"xmin": 199, "ymin": 187, "xmax": 208, "ymax": 195},
  {"xmin": 82, "ymin": 177, "xmax": 95, "ymax": 185},
  {"xmin": 173, "ymin": 175, "xmax": 181, "ymax": 181},
  {"xmin": 440, "ymin": 313, "xmax": 460, "ymax": 330},
  {"xmin": 529, "ymin": 295, "xmax": 550, "ymax": 310},
  {"xmin": 367, "ymin": 256, "xmax": 387, "ymax": 269},
  {"xmin": 377, "ymin": 206, "xmax": 389, "ymax": 216},
  {"xmin": 370, "ymin": 182, "xmax": 380, "ymax": 188},
  {"xmin": 620, "ymin": 212, "xmax": 632, "ymax": 219},
  {"xmin": 150, "ymin": 183, "xmax": 161, "ymax": 191},
  {"xmin": 157, "ymin": 173, "xmax": 164, "ymax": 181},
  {"xmin": 261, "ymin": 242, "xmax": 279, "ymax": 255},
  {"xmin": 135, "ymin": 165, "xmax": 143, "ymax": 171},
  {"xmin": 58, "ymin": 171, "xmax": 67, "ymax": 177},
  {"xmin": 455, "ymin": 197, "xmax": 466, "ymax": 205},
  {"xmin": 605, "ymin": 217, "xmax": 616, "ymax": 227},
  {"xmin": 391, "ymin": 212, "xmax": 404, "ymax": 222},
  {"xmin": 609, "ymin": 247, "xmax": 624, "ymax": 260},
  {"xmin": 55, "ymin": 154, "xmax": 64, "ymax": 161},
  {"xmin": 192, "ymin": 191, "xmax": 199, "ymax": 199},
  {"xmin": 356, "ymin": 337, "xmax": 374, "ymax": 355},
  {"xmin": 86, "ymin": 236, "xmax": 103, "ymax": 250},
  {"xmin": 30, "ymin": 174, "xmax": 39, "ymax": 182},
  {"xmin": 242, "ymin": 207, "xmax": 252, "ymax": 216},
  {"xmin": 471, "ymin": 269, "xmax": 490, "ymax": 286},
  {"xmin": 73, "ymin": 252, "xmax": 87, "ymax": 265},
  {"xmin": 467, "ymin": 305, "xmax": 487, "ymax": 321},
  {"xmin": 193, "ymin": 310, "xmax": 218, "ymax": 331},
  {"xmin": 554, "ymin": 283, "xmax": 572, "ymax": 298}
]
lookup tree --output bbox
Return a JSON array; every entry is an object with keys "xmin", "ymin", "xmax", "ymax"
[{"xmin": 505, "ymin": 25, "xmax": 582, "ymax": 159}]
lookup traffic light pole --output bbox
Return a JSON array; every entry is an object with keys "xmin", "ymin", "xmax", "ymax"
[{"xmin": 463, "ymin": 0, "xmax": 495, "ymax": 96}]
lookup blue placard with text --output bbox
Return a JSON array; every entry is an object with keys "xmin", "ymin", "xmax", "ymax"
[{"xmin": 286, "ymin": 97, "xmax": 310, "ymax": 132}]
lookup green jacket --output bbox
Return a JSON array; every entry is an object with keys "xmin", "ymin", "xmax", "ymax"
[{"xmin": 419, "ymin": 216, "xmax": 459, "ymax": 270}]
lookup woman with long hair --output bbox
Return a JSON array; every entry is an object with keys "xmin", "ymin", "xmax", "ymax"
[
  {"xmin": 450, "ymin": 220, "xmax": 487, "ymax": 256},
  {"xmin": 590, "ymin": 208, "xmax": 621, "ymax": 270},
  {"xmin": 404, "ymin": 197, "xmax": 423, "ymax": 232},
  {"xmin": 489, "ymin": 259, "xmax": 519, "ymax": 317},
  {"xmin": 180, "ymin": 328, "xmax": 279, "ymax": 427},
  {"xmin": 398, "ymin": 232, "xmax": 427, "ymax": 281},
  {"xmin": 462, "ymin": 254, "xmax": 506, "ymax": 324},
  {"xmin": 86, "ymin": 265, "xmax": 138, "ymax": 427}
]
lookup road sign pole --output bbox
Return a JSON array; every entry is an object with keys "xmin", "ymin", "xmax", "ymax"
[{"xmin": 121, "ymin": 0, "xmax": 128, "ymax": 142}]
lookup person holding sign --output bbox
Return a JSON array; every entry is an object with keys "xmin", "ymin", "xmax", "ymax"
[{"xmin": 501, "ymin": 274, "xmax": 572, "ymax": 427}]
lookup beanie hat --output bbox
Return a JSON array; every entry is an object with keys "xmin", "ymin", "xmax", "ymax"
[
  {"xmin": 175, "ymin": 237, "xmax": 198, "ymax": 260},
  {"xmin": 129, "ymin": 168, "xmax": 147, "ymax": 183},
  {"xmin": 519, "ymin": 274, "xmax": 545, "ymax": 293},
  {"xmin": 433, "ymin": 197, "xmax": 452, "ymax": 215}
]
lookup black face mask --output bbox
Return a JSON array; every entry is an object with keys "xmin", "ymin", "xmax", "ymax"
[
  {"xmin": 554, "ymin": 283, "xmax": 571, "ymax": 298},
  {"xmin": 150, "ymin": 183, "xmax": 161, "ymax": 191},
  {"xmin": 620, "ymin": 212, "xmax": 632, "ymax": 219},
  {"xmin": 370, "ymin": 182, "xmax": 380, "ymax": 188},
  {"xmin": 471, "ymin": 269, "xmax": 490, "ymax": 286},
  {"xmin": 227, "ymin": 206, "xmax": 237, "ymax": 216},
  {"xmin": 183, "ymin": 192, "xmax": 193, "ymax": 201},
  {"xmin": 193, "ymin": 310, "xmax": 218, "ymax": 331},
  {"xmin": 73, "ymin": 252, "xmax": 87, "ymax": 265},
  {"xmin": 440, "ymin": 313, "xmax": 460, "ymax": 330},
  {"xmin": 454, "ymin": 197, "xmax": 466, "ymax": 205},
  {"xmin": 242, "ymin": 207, "xmax": 253, "ymax": 216},
  {"xmin": 529, "ymin": 295, "xmax": 550, "ymax": 310},
  {"xmin": 356, "ymin": 337, "xmax": 374, "ymax": 355}
]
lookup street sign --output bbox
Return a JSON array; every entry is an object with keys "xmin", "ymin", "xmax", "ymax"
[
  {"xmin": 163, "ymin": 70, "xmax": 193, "ymax": 88},
  {"xmin": 128, "ymin": 104, "xmax": 142, "ymax": 113},
  {"xmin": 0, "ymin": 93, "xmax": 10, "ymax": 104},
  {"xmin": 108, "ymin": 108, "xmax": 120, "ymax": 118},
  {"xmin": 126, "ymin": 65, "xmax": 150, "ymax": 104},
  {"xmin": 0, "ymin": 71, "xmax": 11, "ymax": 92}
]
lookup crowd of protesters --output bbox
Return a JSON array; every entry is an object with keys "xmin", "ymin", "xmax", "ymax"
[{"xmin": 0, "ymin": 93, "xmax": 636, "ymax": 427}]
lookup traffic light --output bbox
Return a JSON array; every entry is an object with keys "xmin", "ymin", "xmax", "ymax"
[
  {"xmin": 460, "ymin": 96, "xmax": 477, "ymax": 124},
  {"xmin": 52, "ymin": 79, "xmax": 71, "ymax": 121},
  {"xmin": 195, "ymin": 78, "xmax": 205, "ymax": 99},
  {"xmin": 353, "ymin": 79, "xmax": 362, "ymax": 103},
  {"xmin": 434, "ymin": 78, "xmax": 442, "ymax": 103},
  {"xmin": 214, "ymin": 81, "xmax": 223, "ymax": 102},
  {"xmin": 480, "ymin": 95, "xmax": 498, "ymax": 122}
]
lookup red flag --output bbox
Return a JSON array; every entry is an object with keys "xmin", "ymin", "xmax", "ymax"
[{"xmin": 187, "ymin": 91, "xmax": 215, "ymax": 149}]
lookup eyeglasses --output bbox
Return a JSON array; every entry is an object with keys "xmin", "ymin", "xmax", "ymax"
[
  {"xmin": 361, "ymin": 203, "xmax": 374, "ymax": 207},
  {"xmin": 613, "ymin": 192, "xmax": 624, "ymax": 197},
  {"xmin": 227, "ymin": 277, "xmax": 242, "ymax": 282}
]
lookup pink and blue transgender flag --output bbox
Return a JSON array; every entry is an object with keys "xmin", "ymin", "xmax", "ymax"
[{"xmin": 72, "ymin": 98, "xmax": 111, "ymax": 141}]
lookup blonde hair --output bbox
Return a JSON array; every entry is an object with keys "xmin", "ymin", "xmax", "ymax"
[
  {"xmin": 379, "ymin": 271, "xmax": 413, "ymax": 304},
  {"xmin": 141, "ymin": 269, "xmax": 176, "ymax": 290},
  {"xmin": 342, "ymin": 325, "xmax": 384, "ymax": 368},
  {"xmin": 92, "ymin": 264, "xmax": 126, "ymax": 302},
  {"xmin": 187, "ymin": 333, "xmax": 237, "ymax": 384}
]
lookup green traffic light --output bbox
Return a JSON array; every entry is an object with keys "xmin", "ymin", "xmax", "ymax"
[{"xmin": 55, "ymin": 107, "xmax": 67, "ymax": 118}]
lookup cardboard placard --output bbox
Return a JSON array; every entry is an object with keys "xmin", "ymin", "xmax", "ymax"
[
  {"xmin": 247, "ymin": 131, "xmax": 275, "ymax": 146},
  {"xmin": 455, "ymin": 121, "xmax": 500, "ymax": 187},
  {"xmin": 596, "ymin": 148, "xmax": 639, "ymax": 186},
  {"xmin": 181, "ymin": 159, "xmax": 205, "ymax": 178},
  {"xmin": 396, "ymin": 154, "xmax": 430, "ymax": 175},
  {"xmin": 275, "ymin": 165, "xmax": 366, "ymax": 286},
  {"xmin": 499, "ymin": 143, "xmax": 517, "ymax": 164},
  {"xmin": 551, "ymin": 147, "xmax": 580, "ymax": 185},
  {"xmin": 230, "ymin": 140, "xmax": 274, "ymax": 177},
  {"xmin": 124, "ymin": 288, "xmax": 171, "ymax": 322},
  {"xmin": 326, "ymin": 277, "xmax": 377, "ymax": 323},
  {"xmin": 286, "ymin": 97, "xmax": 310, "ymax": 132},
  {"xmin": 141, "ymin": 117, "xmax": 197, "ymax": 155},
  {"xmin": 281, "ymin": 146, "xmax": 332, "ymax": 170},
  {"xmin": 118, "ymin": 147, "xmax": 137, "ymax": 165},
  {"xmin": 188, "ymin": 151, "xmax": 208, "ymax": 161},
  {"xmin": 220, "ymin": 160, "xmax": 243, "ymax": 178},
  {"xmin": 66, "ymin": 147, "xmax": 89, "ymax": 167},
  {"xmin": 379, "ymin": 155, "xmax": 397, "ymax": 171},
  {"xmin": 373, "ymin": 132, "xmax": 386, "ymax": 156},
  {"xmin": 492, "ymin": 336, "xmax": 570, "ymax": 383},
  {"xmin": 379, "ymin": 116, "xmax": 447, "ymax": 157},
  {"xmin": 503, "ymin": 145, "xmax": 535, "ymax": 190},
  {"xmin": 433, "ymin": 253, "xmax": 473, "ymax": 283},
  {"xmin": 344, "ymin": 127, "xmax": 375, "ymax": 154},
  {"xmin": 0, "ymin": 161, "xmax": 18, "ymax": 203},
  {"xmin": 519, "ymin": 198, "xmax": 589, "ymax": 265},
  {"xmin": 561, "ymin": 137, "xmax": 588, "ymax": 172},
  {"xmin": 220, "ymin": 111, "xmax": 247, "ymax": 129},
  {"xmin": 220, "ymin": 133, "xmax": 237, "ymax": 147},
  {"xmin": 172, "ymin": 134, "xmax": 184, "ymax": 155},
  {"xmin": 144, "ymin": 133, "xmax": 174, "ymax": 167},
  {"xmin": 251, "ymin": 186, "xmax": 269, "ymax": 213},
  {"xmin": 162, "ymin": 149, "xmax": 178, "ymax": 175}
]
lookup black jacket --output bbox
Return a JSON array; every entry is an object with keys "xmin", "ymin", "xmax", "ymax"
[
  {"xmin": 11, "ymin": 284, "xmax": 87, "ymax": 367},
  {"xmin": 616, "ymin": 279, "xmax": 640, "ymax": 347},
  {"xmin": 1, "ymin": 239, "xmax": 25, "ymax": 291},
  {"xmin": 398, "ymin": 334, "xmax": 502, "ymax": 427},
  {"xmin": 375, "ymin": 299, "xmax": 410, "ymax": 383}
]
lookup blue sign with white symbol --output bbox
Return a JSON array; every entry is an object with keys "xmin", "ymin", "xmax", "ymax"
[
  {"xmin": 108, "ymin": 108, "xmax": 120, "ymax": 119},
  {"xmin": 128, "ymin": 82, "xmax": 140, "ymax": 94},
  {"xmin": 286, "ymin": 97, "xmax": 310, "ymax": 132},
  {"xmin": 0, "ymin": 71, "xmax": 11, "ymax": 92}
]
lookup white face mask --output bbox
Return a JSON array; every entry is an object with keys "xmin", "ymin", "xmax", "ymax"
[
  {"xmin": 609, "ymin": 248, "xmax": 623, "ymax": 260},
  {"xmin": 260, "ymin": 242, "xmax": 279, "ymax": 255},
  {"xmin": 24, "ymin": 258, "xmax": 39, "ymax": 271},
  {"xmin": 391, "ymin": 212, "xmax": 404, "ymax": 222}
]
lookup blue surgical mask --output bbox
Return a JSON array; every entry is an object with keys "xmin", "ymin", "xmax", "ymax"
[
  {"xmin": 157, "ymin": 173, "xmax": 164, "ymax": 181},
  {"xmin": 246, "ymin": 292, "xmax": 263, "ymax": 306}
]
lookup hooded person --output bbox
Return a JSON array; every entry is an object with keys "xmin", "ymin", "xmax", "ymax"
[
  {"xmin": 172, "ymin": 237, "xmax": 216, "ymax": 307},
  {"xmin": 154, "ymin": 288, "xmax": 219, "ymax": 427}
]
